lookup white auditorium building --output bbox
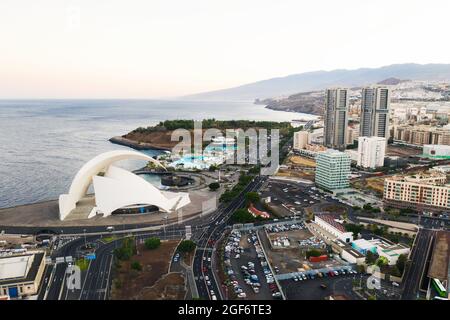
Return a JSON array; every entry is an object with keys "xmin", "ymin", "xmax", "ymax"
[{"xmin": 59, "ymin": 150, "xmax": 190, "ymax": 221}]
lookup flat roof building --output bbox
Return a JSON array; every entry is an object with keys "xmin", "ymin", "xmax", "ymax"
[
  {"xmin": 357, "ymin": 136, "xmax": 386, "ymax": 169},
  {"xmin": 0, "ymin": 252, "xmax": 46, "ymax": 299},
  {"xmin": 384, "ymin": 172, "xmax": 450, "ymax": 212},
  {"xmin": 315, "ymin": 150, "xmax": 351, "ymax": 191},
  {"xmin": 314, "ymin": 214, "xmax": 353, "ymax": 243}
]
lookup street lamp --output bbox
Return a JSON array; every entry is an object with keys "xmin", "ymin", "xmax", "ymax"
[{"xmin": 83, "ymin": 229, "xmax": 87, "ymax": 248}]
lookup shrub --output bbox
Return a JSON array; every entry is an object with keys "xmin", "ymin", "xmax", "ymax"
[
  {"xmin": 144, "ymin": 237, "xmax": 161, "ymax": 250},
  {"xmin": 178, "ymin": 240, "xmax": 197, "ymax": 253},
  {"xmin": 131, "ymin": 261, "xmax": 142, "ymax": 271},
  {"xmin": 209, "ymin": 182, "xmax": 220, "ymax": 191}
]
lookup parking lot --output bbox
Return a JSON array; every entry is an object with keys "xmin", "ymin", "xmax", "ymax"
[
  {"xmin": 280, "ymin": 272, "xmax": 402, "ymax": 300},
  {"xmin": 280, "ymin": 273, "xmax": 363, "ymax": 300},
  {"xmin": 223, "ymin": 229, "xmax": 281, "ymax": 300},
  {"xmin": 260, "ymin": 181, "xmax": 334, "ymax": 217},
  {"xmin": 258, "ymin": 223, "xmax": 348, "ymax": 275}
]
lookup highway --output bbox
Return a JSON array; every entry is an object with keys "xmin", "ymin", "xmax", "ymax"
[
  {"xmin": 193, "ymin": 175, "xmax": 266, "ymax": 300},
  {"xmin": 401, "ymin": 228, "xmax": 435, "ymax": 300}
]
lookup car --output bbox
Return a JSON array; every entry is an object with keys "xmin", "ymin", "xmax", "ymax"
[
  {"xmin": 205, "ymin": 275, "xmax": 209, "ymax": 281},
  {"xmin": 207, "ymin": 257, "xmax": 211, "ymax": 262},
  {"xmin": 320, "ymin": 284, "xmax": 327, "ymax": 289},
  {"xmin": 334, "ymin": 271, "xmax": 339, "ymax": 276},
  {"xmin": 237, "ymin": 292, "xmax": 247, "ymax": 298},
  {"xmin": 211, "ymin": 295, "xmax": 217, "ymax": 300},
  {"xmin": 293, "ymin": 277, "xmax": 298, "ymax": 282},
  {"xmin": 202, "ymin": 256, "xmax": 206, "ymax": 261},
  {"xmin": 206, "ymin": 280, "xmax": 211, "ymax": 286}
]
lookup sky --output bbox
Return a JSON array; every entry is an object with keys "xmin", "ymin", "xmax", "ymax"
[{"xmin": 1, "ymin": 0, "xmax": 449, "ymax": 99}]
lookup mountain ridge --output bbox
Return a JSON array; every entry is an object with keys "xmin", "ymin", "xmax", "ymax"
[{"xmin": 184, "ymin": 63, "xmax": 450, "ymax": 101}]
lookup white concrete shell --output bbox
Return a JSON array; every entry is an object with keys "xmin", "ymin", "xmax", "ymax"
[
  {"xmin": 92, "ymin": 165, "xmax": 190, "ymax": 217},
  {"xmin": 58, "ymin": 150, "xmax": 183, "ymax": 220}
]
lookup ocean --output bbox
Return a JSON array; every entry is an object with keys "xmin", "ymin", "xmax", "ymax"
[{"xmin": 0, "ymin": 99, "xmax": 316, "ymax": 208}]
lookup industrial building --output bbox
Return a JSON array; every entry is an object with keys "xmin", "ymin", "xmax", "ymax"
[
  {"xmin": 0, "ymin": 252, "xmax": 46, "ymax": 299},
  {"xmin": 313, "ymin": 214, "xmax": 353, "ymax": 243},
  {"xmin": 423, "ymin": 144, "xmax": 450, "ymax": 159}
]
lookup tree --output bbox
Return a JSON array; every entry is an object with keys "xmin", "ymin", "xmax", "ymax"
[
  {"xmin": 144, "ymin": 237, "xmax": 161, "ymax": 250},
  {"xmin": 245, "ymin": 192, "xmax": 260, "ymax": 205},
  {"xmin": 131, "ymin": 261, "xmax": 142, "ymax": 271},
  {"xmin": 376, "ymin": 256, "xmax": 388, "ymax": 267},
  {"xmin": 113, "ymin": 237, "xmax": 136, "ymax": 261},
  {"xmin": 178, "ymin": 240, "xmax": 197, "ymax": 253},
  {"xmin": 396, "ymin": 254, "xmax": 407, "ymax": 274},
  {"xmin": 208, "ymin": 182, "xmax": 220, "ymax": 191},
  {"xmin": 365, "ymin": 251, "xmax": 379, "ymax": 265},
  {"xmin": 344, "ymin": 223, "xmax": 363, "ymax": 239},
  {"xmin": 208, "ymin": 165, "xmax": 218, "ymax": 172},
  {"xmin": 231, "ymin": 208, "xmax": 256, "ymax": 224},
  {"xmin": 305, "ymin": 249, "xmax": 322, "ymax": 258}
]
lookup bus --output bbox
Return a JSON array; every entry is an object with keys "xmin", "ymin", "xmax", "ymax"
[{"xmin": 431, "ymin": 278, "xmax": 447, "ymax": 298}]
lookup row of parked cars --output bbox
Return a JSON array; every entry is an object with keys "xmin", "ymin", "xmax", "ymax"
[
  {"xmin": 248, "ymin": 231, "xmax": 282, "ymax": 299},
  {"xmin": 223, "ymin": 230, "xmax": 247, "ymax": 299},
  {"xmin": 292, "ymin": 268, "xmax": 357, "ymax": 282},
  {"xmin": 265, "ymin": 223, "xmax": 305, "ymax": 234}
]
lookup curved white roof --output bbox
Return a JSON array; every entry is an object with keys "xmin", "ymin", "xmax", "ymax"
[
  {"xmin": 58, "ymin": 150, "xmax": 185, "ymax": 220},
  {"xmin": 93, "ymin": 165, "xmax": 188, "ymax": 216}
]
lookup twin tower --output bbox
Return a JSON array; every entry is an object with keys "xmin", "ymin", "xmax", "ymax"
[{"xmin": 324, "ymin": 87, "xmax": 390, "ymax": 151}]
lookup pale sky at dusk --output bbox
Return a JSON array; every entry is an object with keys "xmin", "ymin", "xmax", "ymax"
[{"xmin": 1, "ymin": 0, "xmax": 449, "ymax": 99}]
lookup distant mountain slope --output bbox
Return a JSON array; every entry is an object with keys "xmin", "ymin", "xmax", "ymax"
[{"xmin": 185, "ymin": 63, "xmax": 450, "ymax": 101}]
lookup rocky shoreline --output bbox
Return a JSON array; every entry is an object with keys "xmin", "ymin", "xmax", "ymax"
[{"xmin": 109, "ymin": 136, "xmax": 171, "ymax": 151}]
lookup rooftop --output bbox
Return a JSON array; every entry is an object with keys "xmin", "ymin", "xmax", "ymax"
[
  {"xmin": 315, "ymin": 214, "xmax": 346, "ymax": 233},
  {"xmin": 0, "ymin": 255, "xmax": 33, "ymax": 281},
  {"xmin": 0, "ymin": 252, "xmax": 44, "ymax": 285}
]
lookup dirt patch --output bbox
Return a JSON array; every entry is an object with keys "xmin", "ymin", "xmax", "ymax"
[
  {"xmin": 111, "ymin": 240, "xmax": 185, "ymax": 300},
  {"xmin": 287, "ymin": 156, "xmax": 316, "ymax": 168},
  {"xmin": 276, "ymin": 169, "xmax": 315, "ymax": 181},
  {"xmin": 352, "ymin": 177, "xmax": 385, "ymax": 194},
  {"xmin": 386, "ymin": 145, "xmax": 421, "ymax": 157},
  {"xmin": 428, "ymin": 231, "xmax": 450, "ymax": 281},
  {"xmin": 138, "ymin": 273, "xmax": 186, "ymax": 300}
]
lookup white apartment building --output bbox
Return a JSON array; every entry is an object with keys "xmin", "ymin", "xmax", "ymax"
[
  {"xmin": 293, "ymin": 131, "xmax": 309, "ymax": 151},
  {"xmin": 357, "ymin": 136, "xmax": 386, "ymax": 169},
  {"xmin": 383, "ymin": 172, "xmax": 450, "ymax": 212}
]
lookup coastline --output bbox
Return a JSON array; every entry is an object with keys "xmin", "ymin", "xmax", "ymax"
[{"xmin": 109, "ymin": 136, "xmax": 172, "ymax": 151}]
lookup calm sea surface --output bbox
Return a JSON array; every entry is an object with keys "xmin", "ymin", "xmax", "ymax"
[{"xmin": 0, "ymin": 99, "xmax": 315, "ymax": 208}]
